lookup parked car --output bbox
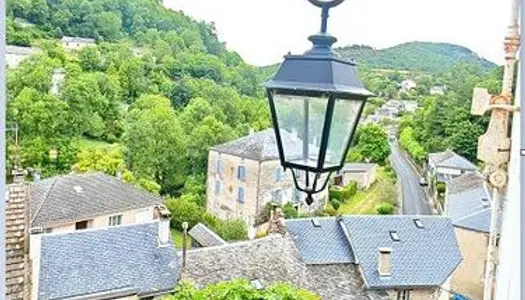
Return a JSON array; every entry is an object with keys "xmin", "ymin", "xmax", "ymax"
[{"xmin": 419, "ymin": 177, "xmax": 428, "ymax": 186}]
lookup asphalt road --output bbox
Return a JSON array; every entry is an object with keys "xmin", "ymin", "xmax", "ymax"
[{"xmin": 390, "ymin": 142, "xmax": 432, "ymax": 215}]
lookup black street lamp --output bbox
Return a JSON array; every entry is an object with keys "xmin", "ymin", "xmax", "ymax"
[{"xmin": 265, "ymin": 0, "xmax": 373, "ymax": 205}]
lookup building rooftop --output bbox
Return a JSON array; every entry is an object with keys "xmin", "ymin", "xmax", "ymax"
[
  {"xmin": 211, "ymin": 128, "xmax": 303, "ymax": 161},
  {"xmin": 341, "ymin": 163, "xmax": 377, "ymax": 173},
  {"xmin": 6, "ymin": 45, "xmax": 42, "ymax": 55},
  {"xmin": 286, "ymin": 215, "xmax": 462, "ymax": 289},
  {"xmin": 446, "ymin": 173, "xmax": 492, "ymax": 233},
  {"xmin": 428, "ymin": 149, "xmax": 477, "ymax": 171},
  {"xmin": 38, "ymin": 222, "xmax": 179, "ymax": 300},
  {"xmin": 29, "ymin": 172, "xmax": 163, "ymax": 228},
  {"xmin": 61, "ymin": 36, "xmax": 96, "ymax": 44},
  {"xmin": 188, "ymin": 223, "xmax": 227, "ymax": 247}
]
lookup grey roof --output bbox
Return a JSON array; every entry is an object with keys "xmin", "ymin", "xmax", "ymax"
[
  {"xmin": 446, "ymin": 173, "xmax": 492, "ymax": 233},
  {"xmin": 341, "ymin": 163, "xmax": 377, "ymax": 173},
  {"xmin": 286, "ymin": 216, "xmax": 462, "ymax": 289},
  {"xmin": 181, "ymin": 234, "xmax": 374, "ymax": 300},
  {"xmin": 6, "ymin": 45, "xmax": 42, "ymax": 55},
  {"xmin": 188, "ymin": 223, "xmax": 227, "ymax": 247},
  {"xmin": 428, "ymin": 150, "xmax": 477, "ymax": 171},
  {"xmin": 211, "ymin": 129, "xmax": 303, "ymax": 161},
  {"xmin": 30, "ymin": 173, "xmax": 163, "ymax": 228},
  {"xmin": 38, "ymin": 222, "xmax": 179, "ymax": 300},
  {"xmin": 61, "ymin": 36, "xmax": 96, "ymax": 44}
]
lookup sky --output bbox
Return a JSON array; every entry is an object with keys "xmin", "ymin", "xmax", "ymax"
[{"xmin": 164, "ymin": 0, "xmax": 514, "ymax": 66}]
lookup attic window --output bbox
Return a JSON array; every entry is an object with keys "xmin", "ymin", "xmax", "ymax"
[
  {"xmin": 73, "ymin": 185, "xmax": 84, "ymax": 193},
  {"xmin": 481, "ymin": 198, "xmax": 490, "ymax": 208},
  {"xmin": 311, "ymin": 219, "xmax": 321, "ymax": 228},
  {"xmin": 251, "ymin": 279, "xmax": 263, "ymax": 290},
  {"xmin": 389, "ymin": 231, "xmax": 400, "ymax": 242},
  {"xmin": 414, "ymin": 219, "xmax": 424, "ymax": 229}
]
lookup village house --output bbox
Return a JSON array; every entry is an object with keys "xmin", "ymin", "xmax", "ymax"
[
  {"xmin": 444, "ymin": 172, "xmax": 493, "ymax": 300},
  {"xmin": 60, "ymin": 36, "xmax": 96, "ymax": 51},
  {"xmin": 399, "ymin": 79, "xmax": 417, "ymax": 92},
  {"xmin": 430, "ymin": 86, "xmax": 446, "ymax": 95},
  {"xmin": 399, "ymin": 100, "xmax": 418, "ymax": 113},
  {"xmin": 427, "ymin": 149, "xmax": 478, "ymax": 183},
  {"xmin": 206, "ymin": 129, "xmax": 329, "ymax": 225},
  {"xmin": 334, "ymin": 163, "xmax": 378, "ymax": 190},
  {"xmin": 30, "ymin": 214, "xmax": 179, "ymax": 300},
  {"xmin": 6, "ymin": 45, "xmax": 42, "ymax": 69},
  {"xmin": 29, "ymin": 172, "xmax": 164, "ymax": 234},
  {"xmin": 179, "ymin": 214, "xmax": 461, "ymax": 300}
]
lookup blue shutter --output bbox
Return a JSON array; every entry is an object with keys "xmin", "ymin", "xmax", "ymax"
[
  {"xmin": 237, "ymin": 166, "xmax": 247, "ymax": 181},
  {"xmin": 215, "ymin": 180, "xmax": 221, "ymax": 194},
  {"xmin": 238, "ymin": 187, "xmax": 245, "ymax": 203}
]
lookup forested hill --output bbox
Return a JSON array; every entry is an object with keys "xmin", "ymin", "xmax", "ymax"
[
  {"xmin": 336, "ymin": 42, "xmax": 497, "ymax": 73},
  {"xmin": 6, "ymin": 0, "xmax": 270, "ymax": 197}
]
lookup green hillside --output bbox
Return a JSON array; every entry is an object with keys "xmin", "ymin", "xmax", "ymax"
[{"xmin": 336, "ymin": 42, "xmax": 497, "ymax": 73}]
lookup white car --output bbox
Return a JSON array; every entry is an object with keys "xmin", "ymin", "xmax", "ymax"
[{"xmin": 419, "ymin": 177, "xmax": 428, "ymax": 186}]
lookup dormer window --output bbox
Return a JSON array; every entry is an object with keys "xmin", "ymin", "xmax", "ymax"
[{"xmin": 389, "ymin": 231, "xmax": 400, "ymax": 242}]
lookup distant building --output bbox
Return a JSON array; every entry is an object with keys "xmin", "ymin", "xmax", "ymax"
[
  {"xmin": 399, "ymin": 100, "xmax": 418, "ymax": 113},
  {"xmin": 60, "ymin": 36, "xmax": 96, "ymax": 51},
  {"xmin": 334, "ymin": 163, "xmax": 378, "ymax": 190},
  {"xmin": 427, "ymin": 149, "xmax": 478, "ymax": 182},
  {"xmin": 6, "ymin": 45, "xmax": 42, "ymax": 69},
  {"xmin": 430, "ymin": 86, "xmax": 446, "ymax": 95},
  {"xmin": 29, "ymin": 173, "xmax": 164, "ymax": 234},
  {"xmin": 14, "ymin": 18, "xmax": 35, "ymax": 28},
  {"xmin": 31, "ymin": 220, "xmax": 179, "ymax": 300},
  {"xmin": 287, "ymin": 215, "xmax": 462, "ymax": 300},
  {"xmin": 49, "ymin": 68, "xmax": 66, "ymax": 96},
  {"xmin": 399, "ymin": 79, "xmax": 417, "ymax": 91},
  {"xmin": 206, "ymin": 129, "xmax": 329, "ymax": 225},
  {"xmin": 444, "ymin": 173, "xmax": 493, "ymax": 300}
]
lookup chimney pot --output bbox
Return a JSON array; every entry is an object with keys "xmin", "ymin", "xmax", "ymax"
[
  {"xmin": 116, "ymin": 170, "xmax": 122, "ymax": 180},
  {"xmin": 378, "ymin": 247, "xmax": 392, "ymax": 277}
]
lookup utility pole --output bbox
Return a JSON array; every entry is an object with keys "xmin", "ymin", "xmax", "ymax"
[
  {"xmin": 6, "ymin": 124, "xmax": 20, "ymax": 169},
  {"xmin": 0, "ymin": 0, "xmax": 7, "ymax": 296},
  {"xmin": 471, "ymin": 1, "xmax": 520, "ymax": 299}
]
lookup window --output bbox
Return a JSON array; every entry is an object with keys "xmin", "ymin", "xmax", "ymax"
[
  {"xmin": 275, "ymin": 167, "xmax": 284, "ymax": 182},
  {"xmin": 108, "ymin": 215, "xmax": 122, "ymax": 227},
  {"xmin": 237, "ymin": 166, "xmax": 247, "ymax": 181},
  {"xmin": 217, "ymin": 160, "xmax": 225, "ymax": 175},
  {"xmin": 389, "ymin": 231, "xmax": 400, "ymax": 242},
  {"xmin": 75, "ymin": 220, "xmax": 89, "ymax": 230},
  {"xmin": 215, "ymin": 180, "xmax": 222, "ymax": 195},
  {"xmin": 396, "ymin": 290, "xmax": 410, "ymax": 300},
  {"xmin": 238, "ymin": 187, "xmax": 245, "ymax": 203},
  {"xmin": 272, "ymin": 190, "xmax": 282, "ymax": 203},
  {"xmin": 414, "ymin": 219, "xmax": 424, "ymax": 229}
]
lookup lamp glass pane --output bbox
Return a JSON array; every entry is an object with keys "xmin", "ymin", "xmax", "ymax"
[
  {"xmin": 324, "ymin": 98, "xmax": 363, "ymax": 168},
  {"xmin": 272, "ymin": 93, "xmax": 328, "ymax": 169}
]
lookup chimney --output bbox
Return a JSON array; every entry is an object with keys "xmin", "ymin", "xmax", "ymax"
[
  {"xmin": 116, "ymin": 169, "xmax": 122, "ymax": 180},
  {"xmin": 155, "ymin": 205, "xmax": 171, "ymax": 246},
  {"xmin": 267, "ymin": 207, "xmax": 285, "ymax": 235},
  {"xmin": 181, "ymin": 222, "xmax": 188, "ymax": 268},
  {"xmin": 378, "ymin": 247, "xmax": 392, "ymax": 277},
  {"xmin": 12, "ymin": 168, "xmax": 26, "ymax": 184},
  {"xmin": 33, "ymin": 170, "xmax": 40, "ymax": 182}
]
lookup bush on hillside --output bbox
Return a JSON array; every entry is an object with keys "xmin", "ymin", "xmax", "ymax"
[
  {"xmin": 330, "ymin": 199, "xmax": 342, "ymax": 210},
  {"xmin": 376, "ymin": 202, "xmax": 395, "ymax": 215}
]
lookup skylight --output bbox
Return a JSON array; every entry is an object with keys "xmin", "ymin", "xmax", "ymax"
[
  {"xmin": 414, "ymin": 219, "xmax": 424, "ymax": 229},
  {"xmin": 251, "ymin": 279, "xmax": 263, "ymax": 290},
  {"xmin": 311, "ymin": 219, "xmax": 321, "ymax": 228},
  {"xmin": 389, "ymin": 231, "xmax": 400, "ymax": 241}
]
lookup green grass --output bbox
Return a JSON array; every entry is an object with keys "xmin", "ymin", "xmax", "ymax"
[
  {"xmin": 171, "ymin": 229, "xmax": 191, "ymax": 249},
  {"xmin": 337, "ymin": 168, "xmax": 397, "ymax": 215}
]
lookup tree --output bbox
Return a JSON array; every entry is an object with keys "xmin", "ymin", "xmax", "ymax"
[
  {"xmin": 355, "ymin": 124, "xmax": 391, "ymax": 164},
  {"xmin": 95, "ymin": 11, "xmax": 122, "ymax": 41},
  {"xmin": 123, "ymin": 94, "xmax": 187, "ymax": 195},
  {"xmin": 169, "ymin": 280, "xmax": 320, "ymax": 300}
]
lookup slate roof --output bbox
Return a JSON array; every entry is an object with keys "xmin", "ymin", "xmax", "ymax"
[
  {"xmin": 428, "ymin": 150, "xmax": 477, "ymax": 171},
  {"xmin": 341, "ymin": 163, "xmax": 377, "ymax": 173},
  {"xmin": 211, "ymin": 129, "xmax": 303, "ymax": 161},
  {"xmin": 38, "ymin": 222, "xmax": 179, "ymax": 300},
  {"xmin": 61, "ymin": 36, "xmax": 96, "ymax": 44},
  {"xmin": 6, "ymin": 45, "xmax": 41, "ymax": 55},
  {"xmin": 29, "ymin": 172, "xmax": 163, "ymax": 228},
  {"xmin": 286, "ymin": 216, "xmax": 462, "ymax": 289},
  {"xmin": 181, "ymin": 234, "xmax": 374, "ymax": 300},
  {"xmin": 188, "ymin": 223, "xmax": 227, "ymax": 247},
  {"xmin": 446, "ymin": 173, "xmax": 492, "ymax": 233}
]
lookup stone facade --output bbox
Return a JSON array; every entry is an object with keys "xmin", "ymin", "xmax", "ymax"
[
  {"xmin": 206, "ymin": 150, "xmax": 328, "ymax": 224},
  {"xmin": 450, "ymin": 227, "xmax": 487, "ymax": 300},
  {"xmin": 6, "ymin": 46, "xmax": 42, "ymax": 69},
  {"xmin": 385, "ymin": 288, "xmax": 442, "ymax": 300}
]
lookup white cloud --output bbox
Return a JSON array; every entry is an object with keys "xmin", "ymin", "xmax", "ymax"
[{"xmin": 164, "ymin": 0, "xmax": 513, "ymax": 66}]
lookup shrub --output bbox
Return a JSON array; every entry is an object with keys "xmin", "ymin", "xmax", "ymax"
[
  {"xmin": 282, "ymin": 202, "xmax": 299, "ymax": 219},
  {"xmin": 166, "ymin": 197, "xmax": 204, "ymax": 231},
  {"xmin": 256, "ymin": 230, "xmax": 268, "ymax": 239},
  {"xmin": 376, "ymin": 202, "xmax": 395, "ymax": 215},
  {"xmin": 215, "ymin": 218, "xmax": 247, "ymax": 241},
  {"xmin": 329, "ymin": 187, "xmax": 343, "ymax": 201},
  {"xmin": 436, "ymin": 182, "xmax": 446, "ymax": 194},
  {"xmin": 330, "ymin": 198, "xmax": 341, "ymax": 210},
  {"xmin": 342, "ymin": 181, "xmax": 358, "ymax": 200},
  {"xmin": 322, "ymin": 206, "xmax": 337, "ymax": 216}
]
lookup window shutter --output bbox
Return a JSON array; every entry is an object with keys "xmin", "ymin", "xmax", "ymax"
[{"xmin": 238, "ymin": 187, "xmax": 245, "ymax": 203}]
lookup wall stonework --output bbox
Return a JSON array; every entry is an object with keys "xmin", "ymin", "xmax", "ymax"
[
  {"xmin": 450, "ymin": 227, "xmax": 488, "ymax": 300},
  {"xmin": 385, "ymin": 288, "xmax": 440, "ymax": 300}
]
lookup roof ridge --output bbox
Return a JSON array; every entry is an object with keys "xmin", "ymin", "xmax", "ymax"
[
  {"xmin": 453, "ymin": 208, "xmax": 491, "ymax": 224},
  {"xmin": 30, "ymin": 176, "xmax": 60, "ymax": 226}
]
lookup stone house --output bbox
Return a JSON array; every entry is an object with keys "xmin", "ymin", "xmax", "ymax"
[
  {"xmin": 444, "ymin": 173, "xmax": 493, "ymax": 300},
  {"xmin": 30, "ymin": 214, "xmax": 179, "ymax": 300},
  {"xmin": 399, "ymin": 100, "xmax": 418, "ymax": 113},
  {"xmin": 399, "ymin": 79, "xmax": 417, "ymax": 92},
  {"xmin": 60, "ymin": 36, "xmax": 96, "ymax": 51},
  {"xmin": 29, "ymin": 172, "xmax": 164, "ymax": 234},
  {"xmin": 334, "ymin": 163, "xmax": 378, "ymax": 190},
  {"xmin": 427, "ymin": 149, "xmax": 478, "ymax": 183},
  {"xmin": 430, "ymin": 86, "xmax": 446, "ymax": 95},
  {"xmin": 6, "ymin": 45, "xmax": 42, "ymax": 69},
  {"xmin": 206, "ymin": 129, "xmax": 328, "ymax": 225},
  {"xmin": 287, "ymin": 216, "xmax": 461, "ymax": 300}
]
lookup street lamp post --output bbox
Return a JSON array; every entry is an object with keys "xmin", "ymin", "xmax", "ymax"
[{"xmin": 265, "ymin": 0, "xmax": 373, "ymax": 206}]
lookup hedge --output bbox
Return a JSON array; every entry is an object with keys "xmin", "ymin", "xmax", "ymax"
[{"xmin": 376, "ymin": 202, "xmax": 394, "ymax": 215}]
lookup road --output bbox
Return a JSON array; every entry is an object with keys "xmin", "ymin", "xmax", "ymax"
[{"xmin": 389, "ymin": 142, "xmax": 432, "ymax": 215}]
